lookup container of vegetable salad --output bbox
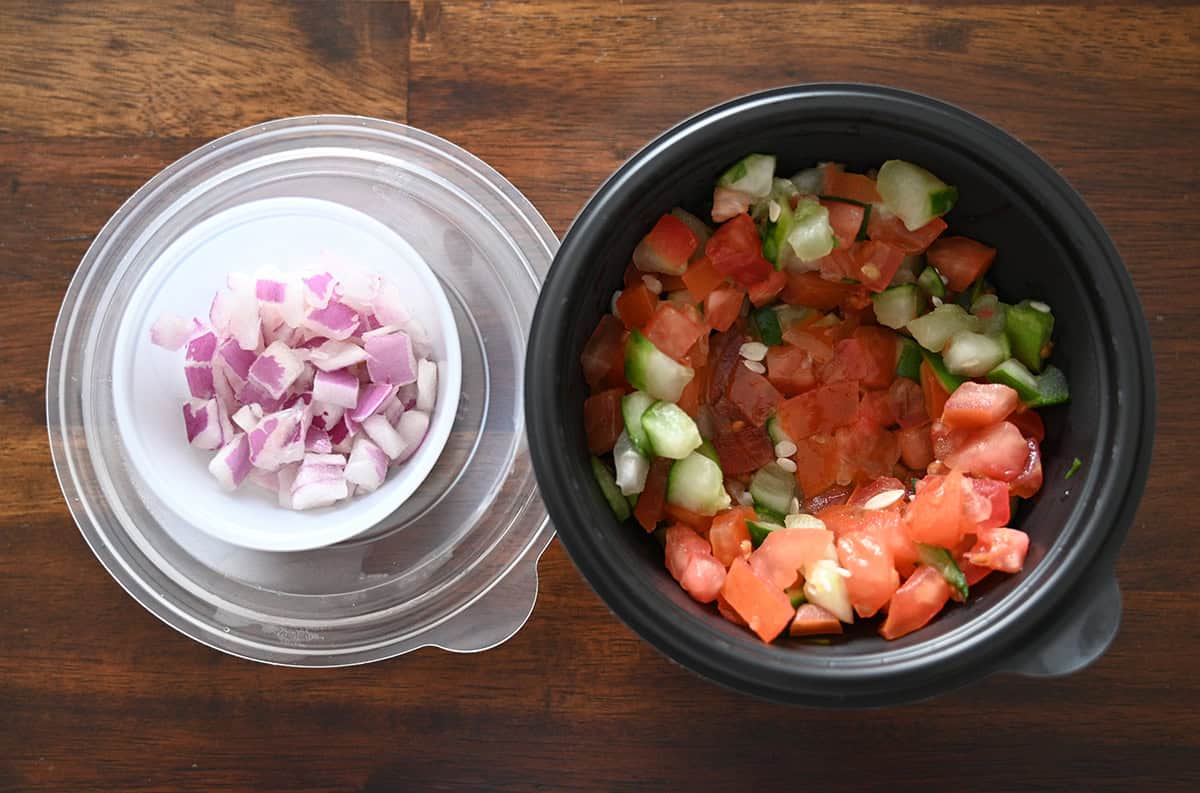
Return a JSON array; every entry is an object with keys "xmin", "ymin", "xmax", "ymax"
[
  {"xmin": 48, "ymin": 116, "xmax": 557, "ymax": 664},
  {"xmin": 527, "ymin": 85, "xmax": 1154, "ymax": 705}
]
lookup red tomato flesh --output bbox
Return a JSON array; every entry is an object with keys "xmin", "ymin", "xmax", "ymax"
[
  {"xmin": 747, "ymin": 268, "xmax": 788, "ymax": 307},
  {"xmin": 634, "ymin": 214, "xmax": 699, "ymax": 276},
  {"xmin": 766, "ymin": 344, "xmax": 817, "ymax": 397},
  {"xmin": 706, "ymin": 213, "xmax": 773, "ymax": 287},
  {"xmin": 644, "ymin": 301, "xmax": 707, "ymax": 361},
  {"xmin": 940, "ymin": 420, "xmax": 1030, "ymax": 481},
  {"xmin": 965, "ymin": 527, "xmax": 1030, "ymax": 573},
  {"xmin": 941, "ymin": 382, "xmax": 1020, "ymax": 430},
  {"xmin": 726, "ymin": 364, "xmax": 783, "ymax": 426},
  {"xmin": 867, "ymin": 209, "xmax": 947, "ymax": 254},
  {"xmin": 615, "ymin": 283, "xmax": 659, "ymax": 330},
  {"xmin": 790, "ymin": 603, "xmax": 845, "ymax": 637},
  {"xmin": 927, "ymin": 236, "xmax": 997, "ymax": 292},
  {"xmin": 681, "ymin": 256, "xmax": 728, "ymax": 301},
  {"xmin": 709, "ymin": 506, "xmax": 755, "ymax": 567},
  {"xmin": 720, "ymin": 557, "xmax": 796, "ymax": 643},
  {"xmin": 748, "ymin": 528, "xmax": 836, "ymax": 589},
  {"xmin": 581, "ymin": 314, "xmax": 627, "ymax": 391},
  {"xmin": 712, "ymin": 423, "xmax": 776, "ymax": 475},
  {"xmin": 777, "ymin": 380, "xmax": 860, "ymax": 440},
  {"xmin": 634, "ymin": 457, "xmax": 672, "ymax": 532},
  {"xmin": 704, "ymin": 287, "xmax": 744, "ymax": 333},
  {"xmin": 837, "ymin": 531, "xmax": 900, "ymax": 618},
  {"xmin": 880, "ymin": 565, "xmax": 952, "ymax": 640},
  {"xmin": 583, "ymin": 387, "xmax": 624, "ymax": 455},
  {"xmin": 822, "ymin": 200, "xmax": 866, "ymax": 250}
]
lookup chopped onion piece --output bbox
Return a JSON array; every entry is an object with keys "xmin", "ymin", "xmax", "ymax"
[
  {"xmin": 232, "ymin": 403, "xmax": 263, "ymax": 433},
  {"xmin": 183, "ymin": 398, "xmax": 223, "ymax": 450},
  {"xmin": 362, "ymin": 414, "xmax": 407, "ymax": 459},
  {"xmin": 208, "ymin": 433, "xmax": 252, "ymax": 490},
  {"xmin": 348, "ymin": 382, "xmax": 399, "ymax": 423},
  {"xmin": 416, "ymin": 359, "xmax": 437, "ymax": 412},
  {"xmin": 247, "ymin": 340, "xmax": 306, "ymax": 400},
  {"xmin": 302, "ymin": 272, "xmax": 335, "ymax": 309},
  {"xmin": 345, "ymin": 436, "xmax": 389, "ymax": 492},
  {"xmin": 291, "ymin": 453, "xmax": 349, "ymax": 510},
  {"xmin": 308, "ymin": 339, "xmax": 367, "ymax": 372},
  {"xmin": 312, "ymin": 368, "xmax": 359, "ymax": 410},
  {"xmin": 364, "ymin": 330, "xmax": 417, "ymax": 385},
  {"xmin": 247, "ymin": 406, "xmax": 308, "ymax": 471},
  {"xmin": 394, "ymin": 410, "xmax": 429, "ymax": 464},
  {"xmin": 149, "ymin": 313, "xmax": 197, "ymax": 351},
  {"xmin": 303, "ymin": 300, "xmax": 359, "ymax": 341},
  {"xmin": 306, "ymin": 426, "xmax": 333, "ymax": 454}
]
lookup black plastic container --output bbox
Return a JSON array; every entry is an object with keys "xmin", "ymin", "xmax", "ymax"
[{"xmin": 526, "ymin": 85, "xmax": 1155, "ymax": 706}]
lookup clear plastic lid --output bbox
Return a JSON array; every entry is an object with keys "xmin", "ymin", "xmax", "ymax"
[{"xmin": 47, "ymin": 116, "xmax": 557, "ymax": 665}]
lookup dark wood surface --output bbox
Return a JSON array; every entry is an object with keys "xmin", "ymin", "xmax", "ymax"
[{"xmin": 2, "ymin": 2, "xmax": 1197, "ymax": 791}]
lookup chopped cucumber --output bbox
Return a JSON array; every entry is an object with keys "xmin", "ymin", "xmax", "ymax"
[
  {"xmin": 987, "ymin": 359, "xmax": 1070, "ymax": 407},
  {"xmin": 590, "ymin": 457, "xmax": 631, "ymax": 521},
  {"xmin": 752, "ymin": 306, "xmax": 783, "ymax": 346},
  {"xmin": 766, "ymin": 414, "xmax": 795, "ymax": 446},
  {"xmin": 877, "ymin": 160, "xmax": 958, "ymax": 231},
  {"xmin": 942, "ymin": 330, "xmax": 1010, "ymax": 378},
  {"xmin": 642, "ymin": 401, "xmax": 702, "ymax": 460},
  {"xmin": 970, "ymin": 293, "xmax": 1008, "ymax": 335},
  {"xmin": 907, "ymin": 303, "xmax": 981, "ymax": 352},
  {"xmin": 896, "ymin": 337, "xmax": 923, "ymax": 381},
  {"xmin": 785, "ymin": 197, "xmax": 836, "ymax": 262},
  {"xmin": 625, "ymin": 329, "xmax": 695, "ymax": 403},
  {"xmin": 919, "ymin": 348, "xmax": 966, "ymax": 393},
  {"xmin": 803, "ymin": 559, "xmax": 853, "ymax": 623},
  {"xmin": 621, "ymin": 391, "xmax": 656, "ymax": 456},
  {"xmin": 790, "ymin": 167, "xmax": 824, "ymax": 194},
  {"xmin": 666, "ymin": 452, "xmax": 732, "ymax": 516},
  {"xmin": 613, "ymin": 431, "xmax": 650, "ymax": 496},
  {"xmin": 917, "ymin": 544, "xmax": 969, "ymax": 601},
  {"xmin": 750, "ymin": 462, "xmax": 796, "ymax": 518},
  {"xmin": 872, "ymin": 284, "xmax": 924, "ymax": 329},
  {"xmin": 718, "ymin": 153, "xmax": 776, "ymax": 199},
  {"xmin": 758, "ymin": 179, "xmax": 801, "ymax": 266},
  {"xmin": 747, "ymin": 519, "xmax": 784, "ymax": 548},
  {"xmin": 697, "ymin": 438, "xmax": 720, "ymax": 464},
  {"xmin": 917, "ymin": 265, "xmax": 947, "ymax": 298},
  {"xmin": 1005, "ymin": 299, "xmax": 1055, "ymax": 373}
]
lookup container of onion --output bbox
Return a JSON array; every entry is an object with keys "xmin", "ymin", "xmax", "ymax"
[{"xmin": 48, "ymin": 117, "xmax": 556, "ymax": 665}]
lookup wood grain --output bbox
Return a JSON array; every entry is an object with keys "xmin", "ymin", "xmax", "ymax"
[{"xmin": 2, "ymin": 1, "xmax": 1198, "ymax": 791}]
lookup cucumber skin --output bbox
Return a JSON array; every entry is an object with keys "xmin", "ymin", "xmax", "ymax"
[
  {"xmin": 896, "ymin": 338, "xmax": 923, "ymax": 381},
  {"xmin": 919, "ymin": 348, "xmax": 965, "ymax": 393},
  {"xmin": 621, "ymin": 391, "xmax": 656, "ymax": 456},
  {"xmin": 591, "ymin": 457, "xmax": 631, "ymax": 521}
]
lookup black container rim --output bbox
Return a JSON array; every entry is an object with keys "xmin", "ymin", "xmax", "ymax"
[{"xmin": 527, "ymin": 83, "xmax": 1155, "ymax": 705}]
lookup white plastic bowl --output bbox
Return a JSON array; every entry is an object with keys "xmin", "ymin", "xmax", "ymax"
[{"xmin": 113, "ymin": 196, "xmax": 462, "ymax": 551}]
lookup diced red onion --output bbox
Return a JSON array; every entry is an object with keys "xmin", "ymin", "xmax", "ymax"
[
  {"xmin": 308, "ymin": 339, "xmax": 367, "ymax": 372},
  {"xmin": 310, "ymin": 400, "xmax": 345, "ymax": 431},
  {"xmin": 208, "ymin": 433, "xmax": 252, "ymax": 490},
  {"xmin": 303, "ymin": 300, "xmax": 359, "ymax": 341},
  {"xmin": 291, "ymin": 453, "xmax": 349, "ymax": 510},
  {"xmin": 394, "ymin": 410, "xmax": 429, "ymax": 464},
  {"xmin": 183, "ymin": 398, "xmax": 223, "ymax": 450},
  {"xmin": 345, "ymin": 436, "xmax": 389, "ymax": 492},
  {"xmin": 364, "ymin": 330, "xmax": 417, "ymax": 385},
  {"xmin": 381, "ymin": 394, "xmax": 406, "ymax": 424},
  {"xmin": 302, "ymin": 272, "xmax": 335, "ymax": 309},
  {"xmin": 232, "ymin": 403, "xmax": 263, "ymax": 432},
  {"xmin": 150, "ymin": 313, "xmax": 198, "ymax": 351},
  {"xmin": 371, "ymin": 278, "xmax": 412, "ymax": 328},
  {"xmin": 416, "ymin": 358, "xmax": 437, "ymax": 413},
  {"xmin": 255, "ymin": 278, "xmax": 288, "ymax": 303},
  {"xmin": 312, "ymin": 367, "xmax": 359, "ymax": 410},
  {"xmin": 332, "ymin": 264, "xmax": 379, "ymax": 312},
  {"xmin": 396, "ymin": 382, "xmax": 418, "ymax": 410},
  {"xmin": 348, "ymin": 382, "xmax": 398, "ymax": 423},
  {"xmin": 306, "ymin": 426, "xmax": 333, "ymax": 454},
  {"xmin": 247, "ymin": 405, "xmax": 308, "ymax": 471},
  {"xmin": 247, "ymin": 340, "xmax": 305, "ymax": 400},
  {"xmin": 236, "ymin": 380, "xmax": 284, "ymax": 413},
  {"xmin": 217, "ymin": 338, "xmax": 256, "ymax": 382},
  {"xmin": 362, "ymin": 414, "xmax": 407, "ymax": 459}
]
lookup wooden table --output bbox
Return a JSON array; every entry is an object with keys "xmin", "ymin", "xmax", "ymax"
[{"xmin": 2, "ymin": 2, "xmax": 1197, "ymax": 790}]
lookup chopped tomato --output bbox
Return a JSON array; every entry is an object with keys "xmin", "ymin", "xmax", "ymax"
[
  {"xmin": 820, "ymin": 337, "xmax": 892, "ymax": 389},
  {"xmin": 765, "ymin": 344, "xmax": 817, "ymax": 396},
  {"xmin": 789, "ymin": 603, "xmax": 845, "ymax": 636},
  {"xmin": 941, "ymin": 382, "xmax": 1020, "ymax": 430},
  {"xmin": 816, "ymin": 247, "xmax": 860, "ymax": 282},
  {"xmin": 777, "ymin": 380, "xmax": 860, "ymax": 440},
  {"xmin": 919, "ymin": 359, "xmax": 951, "ymax": 421},
  {"xmin": 615, "ymin": 283, "xmax": 658, "ymax": 330},
  {"xmin": 747, "ymin": 269, "xmax": 788, "ymax": 307},
  {"xmin": 867, "ymin": 209, "xmax": 947, "ymax": 254},
  {"xmin": 676, "ymin": 369, "xmax": 705, "ymax": 417},
  {"xmin": 941, "ymin": 421, "xmax": 1030, "ymax": 481},
  {"xmin": 905, "ymin": 468, "xmax": 967, "ymax": 548},
  {"xmin": 716, "ymin": 593, "xmax": 747, "ymax": 626},
  {"xmin": 583, "ymin": 387, "xmax": 624, "ymax": 455},
  {"xmin": 927, "ymin": 236, "xmax": 996, "ymax": 292},
  {"xmin": 819, "ymin": 502, "xmax": 917, "ymax": 578},
  {"xmin": 821, "ymin": 200, "xmax": 866, "ymax": 249},
  {"xmin": 880, "ymin": 565, "xmax": 952, "ymax": 640},
  {"xmin": 581, "ymin": 314, "xmax": 627, "ymax": 391},
  {"xmin": 851, "ymin": 240, "xmax": 907, "ymax": 292},
  {"xmin": 969, "ymin": 477, "xmax": 1011, "ymax": 530},
  {"xmin": 658, "ymin": 273, "xmax": 688, "ymax": 292},
  {"xmin": 634, "ymin": 457, "xmax": 672, "ymax": 532},
  {"xmin": 644, "ymin": 301, "xmax": 707, "ymax": 360},
  {"xmin": 681, "ymin": 256, "xmax": 728, "ymax": 301},
  {"xmin": 782, "ymin": 328, "xmax": 835, "ymax": 363},
  {"xmin": 706, "ymin": 329, "xmax": 746, "ymax": 402},
  {"xmin": 803, "ymin": 482, "xmax": 854, "ymax": 514},
  {"xmin": 854, "ymin": 325, "xmax": 900, "ymax": 384},
  {"xmin": 704, "ymin": 287, "xmax": 744, "ymax": 334},
  {"xmin": 664, "ymin": 524, "xmax": 725, "ymax": 603},
  {"xmin": 888, "ymin": 377, "xmax": 929, "ymax": 429},
  {"xmin": 793, "ymin": 435, "xmax": 839, "ymax": 499},
  {"xmin": 665, "ymin": 503, "xmax": 715, "ymax": 534},
  {"xmin": 848, "ymin": 476, "xmax": 907, "ymax": 507},
  {"xmin": 712, "ymin": 186, "xmax": 752, "ymax": 223},
  {"xmin": 781, "ymin": 271, "xmax": 867, "ymax": 312},
  {"xmin": 837, "ymin": 531, "xmax": 900, "ymax": 618},
  {"xmin": 965, "ymin": 527, "xmax": 1030, "ymax": 574},
  {"xmin": 709, "ymin": 506, "xmax": 755, "ymax": 566},
  {"xmin": 833, "ymin": 415, "xmax": 900, "ymax": 484},
  {"xmin": 826, "ymin": 170, "xmax": 882, "ymax": 205},
  {"xmin": 897, "ymin": 422, "xmax": 935, "ymax": 471},
  {"xmin": 860, "ymin": 389, "xmax": 896, "ymax": 428},
  {"xmin": 706, "ymin": 213, "xmax": 773, "ymax": 287},
  {"xmin": 1010, "ymin": 438, "xmax": 1044, "ymax": 498},
  {"xmin": 634, "ymin": 214, "xmax": 699, "ymax": 276},
  {"xmin": 726, "ymin": 364, "xmax": 783, "ymax": 426},
  {"xmin": 749, "ymin": 528, "xmax": 836, "ymax": 589},
  {"xmin": 1008, "ymin": 408, "xmax": 1046, "ymax": 442},
  {"xmin": 720, "ymin": 557, "xmax": 796, "ymax": 643},
  {"xmin": 712, "ymin": 423, "xmax": 776, "ymax": 475},
  {"xmin": 623, "ymin": 262, "xmax": 642, "ymax": 288}
]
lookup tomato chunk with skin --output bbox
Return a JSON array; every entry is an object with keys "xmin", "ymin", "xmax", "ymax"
[
  {"xmin": 837, "ymin": 531, "xmax": 900, "ymax": 619},
  {"xmin": 707, "ymin": 329, "xmax": 746, "ymax": 402},
  {"xmin": 581, "ymin": 314, "xmax": 626, "ymax": 391},
  {"xmin": 941, "ymin": 382, "xmax": 1020, "ymax": 431},
  {"xmin": 919, "ymin": 360, "xmax": 951, "ymax": 422},
  {"xmin": 615, "ymin": 283, "xmax": 658, "ymax": 330},
  {"xmin": 851, "ymin": 240, "xmax": 907, "ymax": 292},
  {"xmin": 726, "ymin": 364, "xmax": 783, "ymax": 426},
  {"xmin": 942, "ymin": 421, "xmax": 1030, "ymax": 481},
  {"xmin": 583, "ymin": 387, "xmax": 624, "ymax": 455},
  {"xmin": 793, "ymin": 435, "xmax": 839, "ymax": 498},
  {"xmin": 1010, "ymin": 438, "xmax": 1044, "ymax": 498},
  {"xmin": 712, "ymin": 423, "xmax": 776, "ymax": 475},
  {"xmin": 880, "ymin": 565, "xmax": 953, "ymax": 640},
  {"xmin": 822, "ymin": 200, "xmax": 866, "ymax": 250},
  {"xmin": 969, "ymin": 477, "xmax": 1011, "ymax": 530},
  {"xmin": 965, "ymin": 527, "xmax": 1030, "ymax": 573},
  {"xmin": 927, "ymin": 236, "xmax": 997, "ymax": 292},
  {"xmin": 681, "ymin": 256, "xmax": 728, "ymax": 302},
  {"xmin": 859, "ymin": 389, "xmax": 896, "ymax": 428},
  {"xmin": 664, "ymin": 524, "xmax": 726, "ymax": 603},
  {"xmin": 905, "ymin": 468, "xmax": 967, "ymax": 548},
  {"xmin": 888, "ymin": 377, "xmax": 928, "ymax": 429},
  {"xmin": 897, "ymin": 422, "xmax": 935, "ymax": 470},
  {"xmin": 826, "ymin": 170, "xmax": 883, "ymax": 205},
  {"xmin": 782, "ymin": 272, "xmax": 867, "ymax": 312},
  {"xmin": 749, "ymin": 528, "xmax": 836, "ymax": 589},
  {"xmin": 634, "ymin": 214, "xmax": 698, "ymax": 276},
  {"xmin": 1008, "ymin": 408, "xmax": 1046, "ymax": 442},
  {"xmin": 777, "ymin": 380, "xmax": 860, "ymax": 440},
  {"xmin": 634, "ymin": 457, "xmax": 672, "ymax": 532},
  {"xmin": 664, "ymin": 503, "xmax": 714, "ymax": 534},
  {"xmin": 747, "ymin": 269, "xmax": 788, "ymax": 307},
  {"xmin": 867, "ymin": 209, "xmax": 947, "ymax": 254},
  {"xmin": 644, "ymin": 301, "xmax": 707, "ymax": 361},
  {"xmin": 766, "ymin": 344, "xmax": 817, "ymax": 397},
  {"xmin": 790, "ymin": 603, "xmax": 845, "ymax": 637},
  {"xmin": 833, "ymin": 414, "xmax": 900, "ymax": 484},
  {"xmin": 704, "ymin": 287, "xmax": 744, "ymax": 333},
  {"xmin": 720, "ymin": 557, "xmax": 796, "ymax": 643},
  {"xmin": 848, "ymin": 476, "xmax": 907, "ymax": 507},
  {"xmin": 709, "ymin": 506, "xmax": 755, "ymax": 567},
  {"xmin": 706, "ymin": 213, "xmax": 773, "ymax": 287}
]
